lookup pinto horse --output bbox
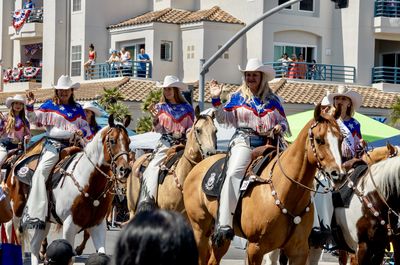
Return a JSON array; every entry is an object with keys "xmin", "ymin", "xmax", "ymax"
[
  {"xmin": 332, "ymin": 155, "xmax": 400, "ymax": 265},
  {"xmin": 183, "ymin": 105, "xmax": 345, "ymax": 265},
  {"xmin": 6, "ymin": 115, "xmax": 131, "ymax": 265},
  {"xmin": 126, "ymin": 110, "xmax": 217, "ymax": 217}
]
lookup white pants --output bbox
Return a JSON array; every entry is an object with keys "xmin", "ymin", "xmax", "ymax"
[
  {"xmin": 313, "ymin": 176, "xmax": 334, "ymax": 231},
  {"xmin": 218, "ymin": 133, "xmax": 252, "ymax": 227},
  {"xmin": 25, "ymin": 146, "xmax": 59, "ymax": 223},
  {"xmin": 0, "ymin": 145, "xmax": 8, "ymax": 168},
  {"xmin": 138, "ymin": 138, "xmax": 171, "ymax": 204}
]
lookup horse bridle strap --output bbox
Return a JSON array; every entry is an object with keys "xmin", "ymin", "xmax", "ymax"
[{"xmin": 105, "ymin": 128, "xmax": 130, "ymax": 177}]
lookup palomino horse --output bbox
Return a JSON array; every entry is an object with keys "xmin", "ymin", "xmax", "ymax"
[
  {"xmin": 183, "ymin": 105, "xmax": 345, "ymax": 265},
  {"xmin": 333, "ymin": 155, "xmax": 400, "ymax": 265},
  {"xmin": 126, "ymin": 110, "xmax": 217, "ymax": 217},
  {"xmin": 6, "ymin": 115, "xmax": 131, "ymax": 265}
]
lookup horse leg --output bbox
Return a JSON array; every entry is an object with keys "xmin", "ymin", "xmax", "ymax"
[
  {"xmin": 75, "ymin": 229, "xmax": 91, "ymax": 255},
  {"xmin": 338, "ymin": 250, "xmax": 348, "ymax": 265},
  {"xmin": 284, "ymin": 244, "xmax": 309, "ymax": 265},
  {"xmin": 63, "ymin": 215, "xmax": 79, "ymax": 248},
  {"xmin": 39, "ymin": 237, "xmax": 48, "ymax": 261},
  {"xmin": 88, "ymin": 219, "xmax": 107, "ymax": 253},
  {"xmin": 246, "ymin": 242, "xmax": 265, "ymax": 265},
  {"xmin": 307, "ymin": 247, "xmax": 323, "ymax": 265},
  {"xmin": 356, "ymin": 242, "xmax": 369, "ymax": 265},
  {"xmin": 264, "ymin": 250, "xmax": 280, "ymax": 265},
  {"xmin": 209, "ymin": 239, "xmax": 231, "ymax": 265},
  {"xmin": 30, "ymin": 223, "xmax": 51, "ymax": 265},
  {"xmin": 192, "ymin": 226, "xmax": 211, "ymax": 265}
]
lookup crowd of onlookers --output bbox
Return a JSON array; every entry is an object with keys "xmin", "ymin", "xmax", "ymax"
[
  {"xmin": 84, "ymin": 44, "xmax": 152, "ymax": 79},
  {"xmin": 278, "ymin": 53, "xmax": 320, "ymax": 80}
]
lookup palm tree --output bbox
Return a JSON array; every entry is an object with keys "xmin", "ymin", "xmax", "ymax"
[
  {"xmin": 390, "ymin": 97, "xmax": 400, "ymax": 128},
  {"xmin": 98, "ymin": 87, "xmax": 124, "ymax": 111},
  {"xmin": 136, "ymin": 89, "xmax": 162, "ymax": 133}
]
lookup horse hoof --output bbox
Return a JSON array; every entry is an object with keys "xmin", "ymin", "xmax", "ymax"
[
  {"xmin": 211, "ymin": 226, "xmax": 234, "ymax": 248},
  {"xmin": 75, "ymin": 247, "xmax": 83, "ymax": 256},
  {"xmin": 39, "ymin": 252, "xmax": 46, "ymax": 261}
]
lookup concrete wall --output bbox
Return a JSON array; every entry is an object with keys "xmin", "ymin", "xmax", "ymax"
[
  {"xmin": 154, "ymin": 0, "xmax": 199, "ymax": 11},
  {"xmin": 0, "ymin": 1, "xmax": 14, "ymax": 91},
  {"xmin": 181, "ymin": 24, "xmax": 204, "ymax": 83}
]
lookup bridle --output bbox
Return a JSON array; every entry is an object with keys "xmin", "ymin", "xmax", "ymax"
[
  {"xmin": 104, "ymin": 127, "xmax": 130, "ymax": 178},
  {"xmin": 183, "ymin": 115, "xmax": 211, "ymax": 164}
]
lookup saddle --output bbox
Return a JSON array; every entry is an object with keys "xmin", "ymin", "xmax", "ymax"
[
  {"xmin": 139, "ymin": 144, "xmax": 185, "ymax": 185},
  {"xmin": 202, "ymin": 144, "xmax": 277, "ymax": 197}
]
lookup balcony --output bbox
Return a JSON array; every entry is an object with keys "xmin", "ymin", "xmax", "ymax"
[
  {"xmin": 371, "ymin": 66, "xmax": 400, "ymax": 91},
  {"xmin": 266, "ymin": 62, "xmax": 356, "ymax": 83},
  {"xmin": 2, "ymin": 66, "xmax": 42, "ymax": 92},
  {"xmin": 9, "ymin": 8, "xmax": 43, "ymax": 40},
  {"xmin": 85, "ymin": 61, "xmax": 152, "ymax": 80},
  {"xmin": 374, "ymin": 0, "xmax": 400, "ymax": 36}
]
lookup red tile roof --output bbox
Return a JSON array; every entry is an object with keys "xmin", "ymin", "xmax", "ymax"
[{"xmin": 108, "ymin": 6, "xmax": 244, "ymax": 29}]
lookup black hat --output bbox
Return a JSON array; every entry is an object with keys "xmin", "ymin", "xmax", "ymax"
[
  {"xmin": 85, "ymin": 253, "xmax": 110, "ymax": 265},
  {"xmin": 46, "ymin": 239, "xmax": 76, "ymax": 265}
]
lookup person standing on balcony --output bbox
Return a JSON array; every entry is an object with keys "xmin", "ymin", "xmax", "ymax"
[
  {"xmin": 84, "ymin": 44, "xmax": 96, "ymax": 79},
  {"xmin": 107, "ymin": 50, "xmax": 121, "ymax": 77},
  {"xmin": 297, "ymin": 53, "xmax": 307, "ymax": 79},
  {"xmin": 278, "ymin": 53, "xmax": 291, "ymax": 77},
  {"xmin": 288, "ymin": 54, "xmax": 299, "ymax": 79},
  {"xmin": 137, "ymin": 48, "xmax": 151, "ymax": 78},
  {"xmin": 0, "ymin": 95, "xmax": 31, "ymax": 169},
  {"xmin": 120, "ymin": 47, "xmax": 132, "ymax": 76},
  {"xmin": 24, "ymin": 0, "xmax": 35, "ymax": 10}
]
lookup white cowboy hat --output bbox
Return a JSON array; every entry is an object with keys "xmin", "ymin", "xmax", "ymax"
[
  {"xmin": 321, "ymin": 96, "xmax": 330, "ymax": 106},
  {"xmin": 53, "ymin": 75, "xmax": 80, "ymax": 90},
  {"xmin": 83, "ymin": 102, "xmax": 102, "ymax": 117},
  {"xmin": 238, "ymin": 58, "xmax": 276, "ymax": 81},
  {"xmin": 328, "ymin": 85, "xmax": 362, "ymax": 110},
  {"xmin": 156, "ymin": 75, "xmax": 188, "ymax": 92},
  {"xmin": 5, "ymin": 94, "xmax": 26, "ymax": 109}
]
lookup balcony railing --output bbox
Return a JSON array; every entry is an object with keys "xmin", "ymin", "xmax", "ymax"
[
  {"xmin": 85, "ymin": 61, "xmax": 152, "ymax": 80},
  {"xmin": 375, "ymin": 0, "xmax": 400, "ymax": 17},
  {"xmin": 3, "ymin": 67, "xmax": 42, "ymax": 83},
  {"xmin": 371, "ymin": 66, "xmax": 400, "ymax": 84},
  {"xmin": 27, "ymin": 7, "xmax": 43, "ymax": 23},
  {"xmin": 266, "ymin": 62, "xmax": 356, "ymax": 83}
]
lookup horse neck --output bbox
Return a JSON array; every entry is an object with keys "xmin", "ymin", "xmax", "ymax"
[
  {"xmin": 176, "ymin": 130, "xmax": 201, "ymax": 181},
  {"xmin": 83, "ymin": 134, "xmax": 105, "ymax": 167},
  {"xmin": 279, "ymin": 122, "xmax": 316, "ymax": 188}
]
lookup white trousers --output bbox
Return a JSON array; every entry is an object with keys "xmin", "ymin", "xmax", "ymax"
[
  {"xmin": 218, "ymin": 133, "xmax": 252, "ymax": 227},
  {"xmin": 138, "ymin": 138, "xmax": 171, "ymax": 204},
  {"xmin": 0, "ymin": 145, "xmax": 8, "ymax": 168},
  {"xmin": 26, "ymin": 147, "xmax": 59, "ymax": 222},
  {"xmin": 313, "ymin": 176, "xmax": 334, "ymax": 230}
]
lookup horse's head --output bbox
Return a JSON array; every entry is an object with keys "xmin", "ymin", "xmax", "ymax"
[
  {"xmin": 101, "ymin": 114, "xmax": 132, "ymax": 182},
  {"xmin": 188, "ymin": 106, "xmax": 217, "ymax": 158},
  {"xmin": 364, "ymin": 142, "xmax": 399, "ymax": 165},
  {"xmin": 308, "ymin": 104, "xmax": 346, "ymax": 182}
]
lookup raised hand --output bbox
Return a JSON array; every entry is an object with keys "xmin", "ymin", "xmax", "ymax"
[
  {"xmin": 26, "ymin": 91, "xmax": 36, "ymax": 105},
  {"xmin": 209, "ymin": 79, "xmax": 223, "ymax": 99},
  {"xmin": 148, "ymin": 103, "xmax": 158, "ymax": 118}
]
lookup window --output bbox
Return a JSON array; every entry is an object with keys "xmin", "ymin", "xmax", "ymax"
[
  {"xmin": 71, "ymin": 45, "xmax": 81, "ymax": 76},
  {"xmin": 186, "ymin": 45, "xmax": 195, "ymax": 59},
  {"xmin": 278, "ymin": 0, "xmax": 291, "ymax": 9},
  {"xmin": 160, "ymin": 41, "xmax": 172, "ymax": 61},
  {"xmin": 217, "ymin": 45, "xmax": 229, "ymax": 59},
  {"xmin": 300, "ymin": 0, "xmax": 314, "ymax": 11},
  {"xmin": 72, "ymin": 0, "xmax": 81, "ymax": 12}
]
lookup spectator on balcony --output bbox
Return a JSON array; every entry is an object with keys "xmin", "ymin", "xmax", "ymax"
[
  {"xmin": 278, "ymin": 53, "xmax": 291, "ymax": 77},
  {"xmin": 120, "ymin": 47, "xmax": 132, "ymax": 76},
  {"xmin": 297, "ymin": 53, "xmax": 307, "ymax": 79},
  {"xmin": 84, "ymin": 44, "xmax": 96, "ymax": 79},
  {"xmin": 24, "ymin": 0, "xmax": 35, "ymax": 10},
  {"xmin": 288, "ymin": 54, "xmax": 299, "ymax": 79},
  {"xmin": 107, "ymin": 50, "xmax": 121, "ymax": 77},
  {"xmin": 137, "ymin": 48, "xmax": 151, "ymax": 78}
]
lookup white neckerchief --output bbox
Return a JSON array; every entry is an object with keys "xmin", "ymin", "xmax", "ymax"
[{"xmin": 337, "ymin": 118, "xmax": 355, "ymax": 157}]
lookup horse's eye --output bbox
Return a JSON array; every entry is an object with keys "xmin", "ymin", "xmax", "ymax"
[
  {"xmin": 196, "ymin": 128, "xmax": 201, "ymax": 134},
  {"xmin": 109, "ymin": 138, "xmax": 116, "ymax": 145},
  {"xmin": 315, "ymin": 137, "xmax": 324, "ymax": 145}
]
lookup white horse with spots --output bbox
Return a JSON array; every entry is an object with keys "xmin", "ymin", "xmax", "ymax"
[{"xmin": 25, "ymin": 116, "xmax": 131, "ymax": 265}]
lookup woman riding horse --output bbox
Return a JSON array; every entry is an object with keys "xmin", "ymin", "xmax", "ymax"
[
  {"xmin": 23, "ymin": 75, "xmax": 91, "ymax": 229},
  {"xmin": 209, "ymin": 58, "xmax": 290, "ymax": 244},
  {"xmin": 83, "ymin": 101, "xmax": 102, "ymax": 140},
  {"xmin": 0, "ymin": 94, "xmax": 31, "ymax": 169},
  {"xmin": 136, "ymin": 75, "xmax": 194, "ymax": 211}
]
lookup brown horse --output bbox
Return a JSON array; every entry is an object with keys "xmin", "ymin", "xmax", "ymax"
[
  {"xmin": 126, "ymin": 110, "xmax": 217, "ymax": 218},
  {"xmin": 183, "ymin": 105, "xmax": 345, "ymax": 265}
]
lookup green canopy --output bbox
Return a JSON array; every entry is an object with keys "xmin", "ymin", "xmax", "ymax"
[{"xmin": 285, "ymin": 110, "xmax": 400, "ymax": 143}]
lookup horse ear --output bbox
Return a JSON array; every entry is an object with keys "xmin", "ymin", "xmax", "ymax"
[
  {"xmin": 333, "ymin": 104, "xmax": 342, "ymax": 120},
  {"xmin": 108, "ymin": 114, "xmax": 115, "ymax": 128},
  {"xmin": 123, "ymin": 115, "xmax": 131, "ymax": 128},
  {"xmin": 195, "ymin": 105, "xmax": 200, "ymax": 119},
  {"xmin": 314, "ymin": 103, "xmax": 322, "ymax": 121},
  {"xmin": 387, "ymin": 141, "xmax": 396, "ymax": 155}
]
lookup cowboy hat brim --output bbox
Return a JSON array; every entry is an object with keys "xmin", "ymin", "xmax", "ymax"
[
  {"xmin": 156, "ymin": 81, "xmax": 188, "ymax": 92},
  {"xmin": 5, "ymin": 97, "xmax": 26, "ymax": 109},
  {"xmin": 84, "ymin": 106, "xmax": 102, "ymax": 117},
  {"xmin": 328, "ymin": 90, "xmax": 362, "ymax": 110},
  {"xmin": 238, "ymin": 65, "xmax": 276, "ymax": 82},
  {"xmin": 53, "ymin": 82, "xmax": 80, "ymax": 90}
]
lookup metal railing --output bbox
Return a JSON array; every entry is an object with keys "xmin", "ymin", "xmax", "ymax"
[
  {"xmin": 84, "ymin": 61, "xmax": 152, "ymax": 80},
  {"xmin": 375, "ymin": 0, "xmax": 400, "ymax": 17},
  {"xmin": 372, "ymin": 66, "xmax": 400, "ymax": 84},
  {"xmin": 11, "ymin": 7, "xmax": 43, "ymax": 23},
  {"xmin": 266, "ymin": 61, "xmax": 356, "ymax": 83}
]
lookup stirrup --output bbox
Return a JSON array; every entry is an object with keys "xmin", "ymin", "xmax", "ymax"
[{"xmin": 212, "ymin": 225, "xmax": 234, "ymax": 248}]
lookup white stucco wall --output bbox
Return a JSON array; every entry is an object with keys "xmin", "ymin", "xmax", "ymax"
[
  {"xmin": 0, "ymin": 1, "xmax": 14, "ymax": 91},
  {"xmin": 154, "ymin": 0, "xmax": 198, "ymax": 11},
  {"xmin": 181, "ymin": 24, "xmax": 204, "ymax": 83}
]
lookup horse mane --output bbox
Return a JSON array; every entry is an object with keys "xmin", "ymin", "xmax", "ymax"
[{"xmin": 369, "ymin": 156, "xmax": 400, "ymax": 198}]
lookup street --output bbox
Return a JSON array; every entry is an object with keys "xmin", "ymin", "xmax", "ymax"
[{"xmin": 21, "ymin": 225, "xmax": 339, "ymax": 265}]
